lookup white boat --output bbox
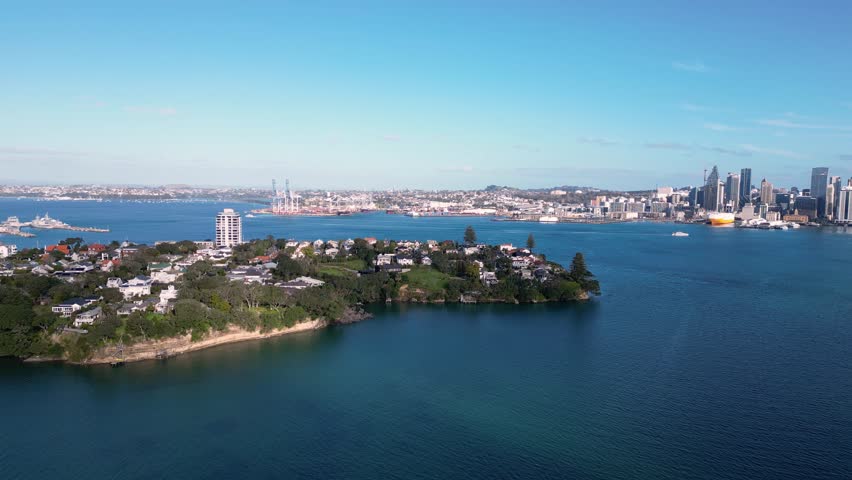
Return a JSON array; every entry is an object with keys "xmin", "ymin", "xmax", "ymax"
[
  {"xmin": 245, "ymin": 214, "xmax": 256, "ymax": 218},
  {"xmin": 672, "ymin": 231, "xmax": 689, "ymax": 237},
  {"xmin": 539, "ymin": 216, "xmax": 558, "ymax": 223},
  {"xmin": 405, "ymin": 211, "xmax": 420, "ymax": 217}
]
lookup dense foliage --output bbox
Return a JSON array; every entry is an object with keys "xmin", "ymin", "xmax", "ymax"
[{"xmin": 0, "ymin": 235, "xmax": 598, "ymax": 361}]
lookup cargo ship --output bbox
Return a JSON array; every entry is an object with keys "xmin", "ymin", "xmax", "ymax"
[{"xmin": 708, "ymin": 212, "xmax": 735, "ymax": 226}]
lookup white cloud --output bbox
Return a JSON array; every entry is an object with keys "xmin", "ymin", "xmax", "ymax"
[
  {"xmin": 672, "ymin": 61, "xmax": 711, "ymax": 73},
  {"xmin": 578, "ymin": 137, "xmax": 621, "ymax": 146},
  {"xmin": 740, "ymin": 144, "xmax": 804, "ymax": 159},
  {"xmin": 756, "ymin": 118, "xmax": 852, "ymax": 131},
  {"xmin": 704, "ymin": 123, "xmax": 737, "ymax": 132}
]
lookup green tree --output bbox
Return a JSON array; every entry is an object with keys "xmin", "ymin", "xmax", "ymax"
[
  {"xmin": 526, "ymin": 233, "xmax": 536, "ymax": 250},
  {"xmin": 464, "ymin": 225, "xmax": 477, "ymax": 244},
  {"xmin": 569, "ymin": 252, "xmax": 600, "ymax": 296}
]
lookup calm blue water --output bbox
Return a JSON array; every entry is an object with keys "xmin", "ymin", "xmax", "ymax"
[{"xmin": 1, "ymin": 199, "xmax": 851, "ymax": 479}]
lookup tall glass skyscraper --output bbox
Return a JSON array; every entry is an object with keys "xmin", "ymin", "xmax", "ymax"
[
  {"xmin": 811, "ymin": 167, "xmax": 829, "ymax": 218},
  {"xmin": 704, "ymin": 166, "xmax": 722, "ymax": 211},
  {"xmin": 725, "ymin": 172, "xmax": 740, "ymax": 212},
  {"xmin": 739, "ymin": 168, "xmax": 752, "ymax": 207}
]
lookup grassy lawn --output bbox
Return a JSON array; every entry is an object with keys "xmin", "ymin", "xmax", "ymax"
[
  {"xmin": 323, "ymin": 258, "xmax": 367, "ymax": 271},
  {"xmin": 402, "ymin": 266, "xmax": 451, "ymax": 293},
  {"xmin": 319, "ymin": 265, "xmax": 355, "ymax": 278}
]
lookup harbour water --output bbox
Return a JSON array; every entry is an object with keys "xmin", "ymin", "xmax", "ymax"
[{"xmin": 1, "ymin": 198, "xmax": 851, "ymax": 479}]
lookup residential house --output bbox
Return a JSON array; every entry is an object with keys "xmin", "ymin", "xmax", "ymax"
[
  {"xmin": 397, "ymin": 255, "xmax": 415, "ymax": 266},
  {"xmin": 380, "ymin": 264, "xmax": 403, "ymax": 274},
  {"xmin": 227, "ymin": 266, "xmax": 272, "ymax": 284},
  {"xmin": 119, "ymin": 276, "xmax": 153, "ymax": 299},
  {"xmin": 45, "ymin": 244, "xmax": 71, "ymax": 256},
  {"xmin": 52, "ymin": 297, "xmax": 99, "ymax": 317},
  {"xmin": 150, "ymin": 266, "xmax": 183, "ymax": 284},
  {"xmin": 376, "ymin": 253, "xmax": 395, "ymax": 266},
  {"xmin": 0, "ymin": 243, "xmax": 17, "ymax": 259},
  {"xmin": 280, "ymin": 276, "xmax": 326, "ymax": 291},
  {"xmin": 481, "ymin": 271, "xmax": 498, "ymax": 286},
  {"xmin": 73, "ymin": 307, "xmax": 102, "ymax": 327},
  {"xmin": 159, "ymin": 285, "xmax": 179, "ymax": 302}
]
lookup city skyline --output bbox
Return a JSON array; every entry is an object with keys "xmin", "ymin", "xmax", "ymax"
[{"xmin": 2, "ymin": 2, "xmax": 852, "ymax": 189}]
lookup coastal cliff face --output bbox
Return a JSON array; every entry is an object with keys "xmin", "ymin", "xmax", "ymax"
[{"xmin": 80, "ymin": 319, "xmax": 327, "ymax": 365}]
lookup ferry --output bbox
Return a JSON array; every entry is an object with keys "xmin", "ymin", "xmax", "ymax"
[
  {"xmin": 708, "ymin": 212, "xmax": 735, "ymax": 226},
  {"xmin": 405, "ymin": 211, "xmax": 421, "ymax": 217},
  {"xmin": 539, "ymin": 216, "xmax": 559, "ymax": 223},
  {"xmin": 672, "ymin": 231, "xmax": 689, "ymax": 237},
  {"xmin": 245, "ymin": 213, "xmax": 256, "ymax": 218}
]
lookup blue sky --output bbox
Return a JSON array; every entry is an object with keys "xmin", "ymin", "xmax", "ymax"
[{"xmin": 1, "ymin": 1, "xmax": 851, "ymax": 190}]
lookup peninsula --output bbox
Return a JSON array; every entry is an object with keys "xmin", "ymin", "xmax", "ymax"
[{"xmin": 0, "ymin": 227, "xmax": 599, "ymax": 364}]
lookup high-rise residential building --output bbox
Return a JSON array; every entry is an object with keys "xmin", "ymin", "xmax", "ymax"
[
  {"xmin": 760, "ymin": 179, "xmax": 774, "ymax": 205},
  {"xmin": 811, "ymin": 167, "xmax": 829, "ymax": 217},
  {"xmin": 830, "ymin": 176, "xmax": 842, "ymax": 218},
  {"xmin": 739, "ymin": 168, "xmax": 752, "ymax": 207},
  {"xmin": 215, "ymin": 208, "xmax": 242, "ymax": 247},
  {"xmin": 704, "ymin": 166, "xmax": 723, "ymax": 211},
  {"xmin": 725, "ymin": 172, "xmax": 740, "ymax": 212},
  {"xmin": 826, "ymin": 183, "xmax": 836, "ymax": 220},
  {"xmin": 838, "ymin": 186, "xmax": 852, "ymax": 223}
]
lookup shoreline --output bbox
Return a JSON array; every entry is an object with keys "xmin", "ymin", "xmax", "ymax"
[
  {"xmin": 21, "ymin": 298, "xmax": 590, "ymax": 365},
  {"xmin": 82, "ymin": 319, "xmax": 328, "ymax": 365},
  {"xmin": 24, "ymin": 319, "xmax": 328, "ymax": 365}
]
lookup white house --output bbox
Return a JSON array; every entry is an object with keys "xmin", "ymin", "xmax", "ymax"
[
  {"xmin": 106, "ymin": 277, "xmax": 122, "ymax": 289},
  {"xmin": 119, "ymin": 275, "xmax": 153, "ymax": 299},
  {"xmin": 397, "ymin": 255, "xmax": 415, "ymax": 266},
  {"xmin": 52, "ymin": 299, "xmax": 86, "ymax": 317},
  {"xmin": 53, "ymin": 297, "xmax": 99, "ymax": 317},
  {"xmin": 376, "ymin": 253, "xmax": 395, "ymax": 266},
  {"xmin": 151, "ymin": 267, "xmax": 183, "ymax": 284},
  {"xmin": 0, "ymin": 243, "xmax": 18, "ymax": 259},
  {"xmin": 73, "ymin": 307, "xmax": 102, "ymax": 327},
  {"xmin": 159, "ymin": 285, "xmax": 179, "ymax": 303}
]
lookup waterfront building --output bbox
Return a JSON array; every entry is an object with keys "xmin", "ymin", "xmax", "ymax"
[
  {"xmin": 811, "ymin": 167, "xmax": 829, "ymax": 218},
  {"xmin": 775, "ymin": 193, "xmax": 792, "ymax": 215},
  {"xmin": 794, "ymin": 196, "xmax": 818, "ymax": 220},
  {"xmin": 830, "ymin": 176, "xmax": 842, "ymax": 218},
  {"xmin": 0, "ymin": 242, "xmax": 17, "ymax": 259},
  {"xmin": 739, "ymin": 168, "xmax": 752, "ymax": 207},
  {"xmin": 215, "ymin": 208, "xmax": 242, "ymax": 247},
  {"xmin": 826, "ymin": 183, "xmax": 836, "ymax": 220},
  {"xmin": 837, "ymin": 186, "xmax": 852, "ymax": 224},
  {"xmin": 783, "ymin": 213, "xmax": 809, "ymax": 223},
  {"xmin": 760, "ymin": 179, "xmax": 774, "ymax": 205},
  {"xmin": 725, "ymin": 172, "xmax": 740, "ymax": 212},
  {"xmin": 704, "ymin": 166, "xmax": 723, "ymax": 211}
]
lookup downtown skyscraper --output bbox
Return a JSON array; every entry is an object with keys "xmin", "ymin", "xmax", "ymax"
[
  {"xmin": 704, "ymin": 166, "xmax": 723, "ymax": 211},
  {"xmin": 739, "ymin": 168, "xmax": 752, "ymax": 207},
  {"xmin": 811, "ymin": 167, "xmax": 829, "ymax": 218},
  {"xmin": 725, "ymin": 172, "xmax": 740, "ymax": 212}
]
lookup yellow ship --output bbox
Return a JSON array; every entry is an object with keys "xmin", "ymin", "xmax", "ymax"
[{"xmin": 708, "ymin": 212, "xmax": 735, "ymax": 225}]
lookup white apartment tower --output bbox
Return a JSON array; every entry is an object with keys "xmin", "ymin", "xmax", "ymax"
[
  {"xmin": 215, "ymin": 208, "xmax": 242, "ymax": 247},
  {"xmin": 837, "ymin": 187, "xmax": 852, "ymax": 224}
]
